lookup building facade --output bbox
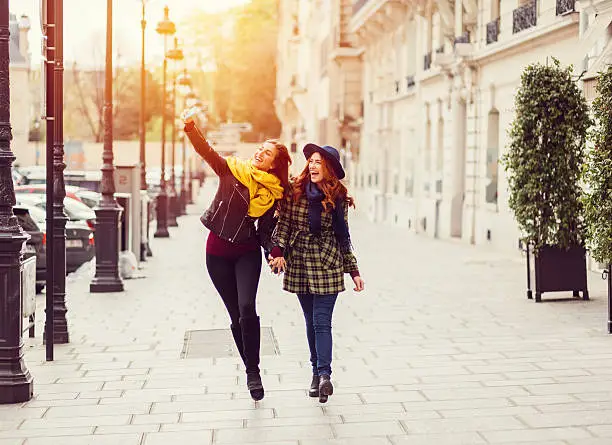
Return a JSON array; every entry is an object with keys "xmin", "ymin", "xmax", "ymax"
[
  {"xmin": 276, "ymin": 0, "xmax": 608, "ymax": 253},
  {"xmin": 9, "ymin": 13, "xmax": 32, "ymax": 166},
  {"xmin": 276, "ymin": 0, "xmax": 363, "ymax": 174}
]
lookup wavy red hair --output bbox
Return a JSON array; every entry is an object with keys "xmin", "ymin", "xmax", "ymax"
[{"xmin": 292, "ymin": 155, "xmax": 355, "ymax": 211}]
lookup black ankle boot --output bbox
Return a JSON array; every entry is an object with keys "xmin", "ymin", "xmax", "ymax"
[
  {"xmin": 318, "ymin": 375, "xmax": 333, "ymax": 403},
  {"xmin": 309, "ymin": 375, "xmax": 320, "ymax": 398},
  {"xmin": 247, "ymin": 372, "xmax": 264, "ymax": 401},
  {"xmin": 240, "ymin": 317, "xmax": 264, "ymax": 401}
]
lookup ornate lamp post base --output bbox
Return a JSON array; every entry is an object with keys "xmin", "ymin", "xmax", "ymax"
[
  {"xmin": 0, "ymin": 235, "xmax": 34, "ymax": 404},
  {"xmin": 168, "ymin": 191, "xmax": 179, "ymax": 227},
  {"xmin": 90, "ymin": 206, "xmax": 124, "ymax": 293},
  {"xmin": 180, "ymin": 186, "xmax": 188, "ymax": 214},
  {"xmin": 154, "ymin": 191, "xmax": 170, "ymax": 237}
]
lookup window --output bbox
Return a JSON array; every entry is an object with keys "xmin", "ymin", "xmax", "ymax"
[
  {"xmin": 486, "ymin": 109, "xmax": 500, "ymax": 205},
  {"xmin": 436, "ymin": 117, "xmax": 444, "ymax": 194},
  {"xmin": 424, "ymin": 118, "xmax": 432, "ymax": 194}
]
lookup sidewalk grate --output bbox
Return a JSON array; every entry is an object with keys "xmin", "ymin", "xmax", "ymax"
[{"xmin": 180, "ymin": 327, "xmax": 280, "ymax": 359}]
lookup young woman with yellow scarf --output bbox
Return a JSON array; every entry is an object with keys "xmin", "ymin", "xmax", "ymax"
[{"xmin": 184, "ymin": 112, "xmax": 291, "ymax": 401}]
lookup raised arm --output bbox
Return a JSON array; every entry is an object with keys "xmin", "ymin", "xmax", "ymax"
[{"xmin": 184, "ymin": 121, "xmax": 229, "ymax": 176}]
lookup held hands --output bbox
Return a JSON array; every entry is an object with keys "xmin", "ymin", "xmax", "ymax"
[
  {"xmin": 268, "ymin": 256, "xmax": 286, "ymax": 275},
  {"xmin": 352, "ymin": 276, "xmax": 365, "ymax": 292}
]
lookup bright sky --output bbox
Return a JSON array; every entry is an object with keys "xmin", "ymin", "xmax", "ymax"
[{"xmin": 12, "ymin": 0, "xmax": 249, "ymax": 68}]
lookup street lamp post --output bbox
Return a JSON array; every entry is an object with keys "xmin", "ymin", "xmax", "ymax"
[
  {"xmin": 90, "ymin": 0, "xmax": 124, "ymax": 293},
  {"xmin": 0, "ymin": 0, "xmax": 33, "ymax": 403},
  {"xmin": 167, "ymin": 37, "xmax": 183, "ymax": 224},
  {"xmin": 177, "ymin": 67, "xmax": 191, "ymax": 215},
  {"xmin": 46, "ymin": 0, "xmax": 69, "ymax": 344},
  {"xmin": 154, "ymin": 6, "xmax": 175, "ymax": 238},
  {"xmin": 139, "ymin": 0, "xmax": 151, "ymax": 260}
]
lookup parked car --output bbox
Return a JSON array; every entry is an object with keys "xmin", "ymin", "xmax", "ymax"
[
  {"xmin": 12, "ymin": 168, "xmax": 26, "ymax": 186},
  {"xmin": 15, "ymin": 192, "xmax": 96, "ymax": 231},
  {"xmin": 16, "ymin": 203, "xmax": 95, "ymax": 293},
  {"xmin": 15, "ymin": 184, "xmax": 101, "ymax": 209},
  {"xmin": 13, "ymin": 205, "xmax": 44, "ymax": 292},
  {"xmin": 18, "ymin": 168, "xmax": 101, "ymax": 192}
]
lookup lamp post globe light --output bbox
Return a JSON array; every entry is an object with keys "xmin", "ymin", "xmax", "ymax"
[
  {"xmin": 90, "ymin": 0, "xmax": 124, "ymax": 293},
  {"xmin": 0, "ymin": 0, "xmax": 33, "ymax": 403},
  {"xmin": 177, "ymin": 68, "xmax": 192, "ymax": 215},
  {"xmin": 166, "ymin": 37, "xmax": 183, "ymax": 225},
  {"xmin": 154, "ymin": 5, "xmax": 175, "ymax": 238}
]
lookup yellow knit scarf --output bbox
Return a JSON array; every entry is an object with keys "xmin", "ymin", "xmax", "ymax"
[{"xmin": 226, "ymin": 157, "xmax": 284, "ymax": 217}]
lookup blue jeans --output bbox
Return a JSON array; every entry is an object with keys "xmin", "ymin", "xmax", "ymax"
[{"xmin": 297, "ymin": 293, "xmax": 338, "ymax": 377}]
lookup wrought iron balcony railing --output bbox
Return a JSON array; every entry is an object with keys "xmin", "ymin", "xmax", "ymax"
[
  {"xmin": 424, "ymin": 52, "xmax": 432, "ymax": 71},
  {"xmin": 513, "ymin": 1, "xmax": 537, "ymax": 34},
  {"xmin": 556, "ymin": 0, "xmax": 575, "ymax": 15},
  {"xmin": 454, "ymin": 32, "xmax": 469, "ymax": 46},
  {"xmin": 353, "ymin": 0, "xmax": 369, "ymax": 15},
  {"xmin": 406, "ymin": 75, "xmax": 416, "ymax": 89},
  {"xmin": 486, "ymin": 18, "xmax": 500, "ymax": 44}
]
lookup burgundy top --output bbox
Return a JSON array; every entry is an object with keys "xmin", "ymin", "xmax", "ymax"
[{"xmin": 206, "ymin": 231, "xmax": 259, "ymax": 258}]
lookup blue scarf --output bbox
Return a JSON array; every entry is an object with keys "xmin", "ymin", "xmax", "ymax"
[{"xmin": 305, "ymin": 180, "xmax": 351, "ymax": 252}]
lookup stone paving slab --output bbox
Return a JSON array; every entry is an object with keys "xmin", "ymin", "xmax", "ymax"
[{"xmin": 1, "ymin": 182, "xmax": 612, "ymax": 444}]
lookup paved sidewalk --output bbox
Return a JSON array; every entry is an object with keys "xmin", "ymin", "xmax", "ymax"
[{"xmin": 1, "ymin": 182, "xmax": 612, "ymax": 445}]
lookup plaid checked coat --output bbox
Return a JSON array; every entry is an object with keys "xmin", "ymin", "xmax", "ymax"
[{"xmin": 271, "ymin": 194, "xmax": 359, "ymax": 295}]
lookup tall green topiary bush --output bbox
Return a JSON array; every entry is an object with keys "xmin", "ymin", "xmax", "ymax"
[
  {"xmin": 504, "ymin": 59, "xmax": 591, "ymax": 251},
  {"xmin": 583, "ymin": 66, "xmax": 612, "ymax": 264}
]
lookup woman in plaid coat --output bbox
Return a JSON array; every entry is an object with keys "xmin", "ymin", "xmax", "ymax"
[{"xmin": 270, "ymin": 143, "xmax": 365, "ymax": 403}]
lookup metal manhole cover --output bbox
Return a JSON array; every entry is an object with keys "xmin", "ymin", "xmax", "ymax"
[{"xmin": 181, "ymin": 327, "xmax": 280, "ymax": 359}]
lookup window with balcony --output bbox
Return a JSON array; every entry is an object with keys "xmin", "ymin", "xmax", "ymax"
[
  {"xmin": 424, "ymin": 14, "xmax": 433, "ymax": 70},
  {"xmin": 487, "ymin": 0, "xmax": 501, "ymax": 45},
  {"xmin": 513, "ymin": 1, "xmax": 537, "ymax": 34}
]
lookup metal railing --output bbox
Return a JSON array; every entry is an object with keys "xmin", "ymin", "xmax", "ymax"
[
  {"xmin": 513, "ymin": 1, "xmax": 537, "ymax": 34},
  {"xmin": 556, "ymin": 0, "xmax": 575, "ymax": 15},
  {"xmin": 424, "ymin": 52, "xmax": 432, "ymax": 71},
  {"xmin": 406, "ymin": 75, "xmax": 416, "ymax": 89},
  {"xmin": 486, "ymin": 18, "xmax": 500, "ymax": 44},
  {"xmin": 454, "ymin": 31, "xmax": 469, "ymax": 46}
]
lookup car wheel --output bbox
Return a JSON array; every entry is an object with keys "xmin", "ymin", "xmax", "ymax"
[{"xmin": 35, "ymin": 284, "xmax": 44, "ymax": 294}]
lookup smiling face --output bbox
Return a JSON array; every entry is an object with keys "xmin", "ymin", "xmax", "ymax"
[
  {"xmin": 251, "ymin": 142, "xmax": 278, "ymax": 172},
  {"xmin": 308, "ymin": 152, "xmax": 326, "ymax": 183}
]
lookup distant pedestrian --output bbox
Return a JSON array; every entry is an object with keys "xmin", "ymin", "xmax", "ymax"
[
  {"xmin": 183, "ymin": 109, "xmax": 291, "ymax": 401},
  {"xmin": 269, "ymin": 143, "xmax": 365, "ymax": 403}
]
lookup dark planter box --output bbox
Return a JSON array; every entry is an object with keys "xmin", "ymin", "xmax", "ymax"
[{"xmin": 528, "ymin": 244, "xmax": 589, "ymax": 302}]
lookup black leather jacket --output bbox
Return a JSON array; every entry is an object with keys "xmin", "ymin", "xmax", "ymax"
[{"xmin": 185, "ymin": 122, "xmax": 277, "ymax": 252}]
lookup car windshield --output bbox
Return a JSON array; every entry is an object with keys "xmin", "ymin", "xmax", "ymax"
[{"xmin": 15, "ymin": 194, "xmax": 95, "ymax": 221}]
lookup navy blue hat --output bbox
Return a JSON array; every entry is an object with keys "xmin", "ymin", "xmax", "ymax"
[{"xmin": 303, "ymin": 143, "xmax": 345, "ymax": 180}]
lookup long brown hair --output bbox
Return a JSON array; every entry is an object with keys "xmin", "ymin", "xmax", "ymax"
[
  {"xmin": 265, "ymin": 139, "xmax": 292, "ymax": 196},
  {"xmin": 293, "ymin": 155, "xmax": 355, "ymax": 211}
]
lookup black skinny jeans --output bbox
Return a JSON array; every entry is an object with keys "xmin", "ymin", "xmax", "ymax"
[{"xmin": 206, "ymin": 249, "xmax": 262, "ymax": 325}]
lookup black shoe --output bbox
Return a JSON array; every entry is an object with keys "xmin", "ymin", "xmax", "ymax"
[
  {"xmin": 309, "ymin": 375, "xmax": 320, "ymax": 398},
  {"xmin": 247, "ymin": 372, "xmax": 264, "ymax": 401},
  {"xmin": 318, "ymin": 374, "xmax": 333, "ymax": 403}
]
